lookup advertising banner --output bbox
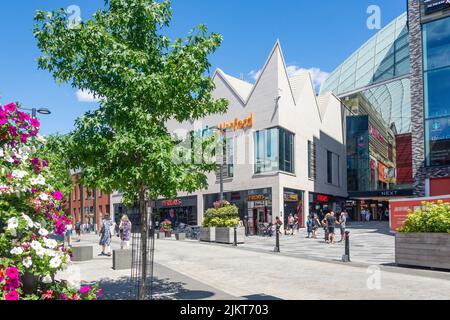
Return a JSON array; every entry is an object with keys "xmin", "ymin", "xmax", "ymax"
[
  {"xmin": 389, "ymin": 195, "xmax": 450, "ymax": 231},
  {"xmin": 423, "ymin": 0, "xmax": 450, "ymax": 15}
]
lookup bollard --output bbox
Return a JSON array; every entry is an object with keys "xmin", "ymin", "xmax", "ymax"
[
  {"xmin": 233, "ymin": 227, "xmax": 237, "ymax": 247},
  {"xmin": 342, "ymin": 231, "xmax": 351, "ymax": 262},
  {"xmin": 274, "ymin": 225, "xmax": 280, "ymax": 253}
]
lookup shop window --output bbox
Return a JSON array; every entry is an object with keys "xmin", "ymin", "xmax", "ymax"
[
  {"xmin": 327, "ymin": 151, "xmax": 333, "ymax": 184},
  {"xmin": 308, "ymin": 141, "xmax": 317, "ymax": 180},
  {"xmin": 255, "ymin": 127, "xmax": 294, "ymax": 174},
  {"xmin": 426, "ymin": 116, "xmax": 450, "ymax": 166}
]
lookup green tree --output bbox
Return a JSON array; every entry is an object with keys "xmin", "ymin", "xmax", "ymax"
[
  {"xmin": 36, "ymin": 134, "xmax": 73, "ymax": 198},
  {"xmin": 34, "ymin": 0, "xmax": 227, "ymax": 299}
]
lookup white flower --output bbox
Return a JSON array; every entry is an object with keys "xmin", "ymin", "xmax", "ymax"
[
  {"xmin": 0, "ymin": 149, "xmax": 3, "ymax": 157},
  {"xmin": 10, "ymin": 247, "xmax": 24, "ymax": 255},
  {"xmin": 35, "ymin": 247, "xmax": 45, "ymax": 258},
  {"xmin": 23, "ymin": 257, "xmax": 33, "ymax": 269},
  {"xmin": 39, "ymin": 193, "xmax": 49, "ymax": 201},
  {"xmin": 38, "ymin": 228, "xmax": 49, "ymax": 237},
  {"xmin": 49, "ymin": 256, "xmax": 62, "ymax": 269},
  {"xmin": 30, "ymin": 175, "xmax": 46, "ymax": 186},
  {"xmin": 31, "ymin": 240, "xmax": 42, "ymax": 250},
  {"xmin": 22, "ymin": 213, "xmax": 35, "ymax": 229},
  {"xmin": 7, "ymin": 217, "xmax": 19, "ymax": 230},
  {"xmin": 34, "ymin": 222, "xmax": 41, "ymax": 229},
  {"xmin": 44, "ymin": 238, "xmax": 58, "ymax": 249},
  {"xmin": 42, "ymin": 275, "xmax": 52, "ymax": 284},
  {"xmin": 12, "ymin": 170, "xmax": 28, "ymax": 179},
  {"xmin": 46, "ymin": 249, "xmax": 57, "ymax": 257}
]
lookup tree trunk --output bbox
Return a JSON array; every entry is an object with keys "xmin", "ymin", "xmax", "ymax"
[{"xmin": 138, "ymin": 188, "xmax": 147, "ymax": 300}]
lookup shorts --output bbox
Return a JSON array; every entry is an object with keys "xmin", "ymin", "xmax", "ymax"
[
  {"xmin": 76, "ymin": 230, "xmax": 81, "ymax": 236},
  {"xmin": 66, "ymin": 230, "xmax": 73, "ymax": 237},
  {"xmin": 328, "ymin": 227, "xmax": 335, "ymax": 234}
]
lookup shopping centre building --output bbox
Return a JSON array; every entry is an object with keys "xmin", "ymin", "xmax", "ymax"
[
  {"xmin": 320, "ymin": 0, "xmax": 450, "ymax": 220},
  {"xmin": 107, "ymin": 0, "xmax": 450, "ymax": 229},
  {"xmin": 111, "ymin": 42, "xmax": 349, "ymax": 233}
]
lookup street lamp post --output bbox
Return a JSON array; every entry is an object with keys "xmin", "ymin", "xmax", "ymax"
[
  {"xmin": 17, "ymin": 105, "xmax": 52, "ymax": 118},
  {"xmin": 209, "ymin": 126, "xmax": 226, "ymax": 203}
]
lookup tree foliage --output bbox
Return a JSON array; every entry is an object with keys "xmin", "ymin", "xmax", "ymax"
[{"xmin": 33, "ymin": 0, "xmax": 228, "ymax": 204}]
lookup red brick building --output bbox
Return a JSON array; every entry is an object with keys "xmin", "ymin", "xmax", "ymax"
[{"xmin": 64, "ymin": 174, "xmax": 111, "ymax": 232}]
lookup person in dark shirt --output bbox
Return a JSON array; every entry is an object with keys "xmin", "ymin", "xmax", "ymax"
[{"xmin": 322, "ymin": 212, "xmax": 337, "ymax": 244}]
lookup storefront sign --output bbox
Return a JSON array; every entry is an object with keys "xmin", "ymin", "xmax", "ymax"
[
  {"xmin": 423, "ymin": 0, "xmax": 450, "ymax": 15},
  {"xmin": 390, "ymin": 196, "xmax": 450, "ymax": 231},
  {"xmin": 369, "ymin": 125, "xmax": 386, "ymax": 143},
  {"xmin": 218, "ymin": 114, "xmax": 254, "ymax": 132},
  {"xmin": 247, "ymin": 194, "xmax": 266, "ymax": 202},
  {"xmin": 378, "ymin": 162, "xmax": 388, "ymax": 183},
  {"xmin": 284, "ymin": 193, "xmax": 299, "ymax": 202},
  {"xmin": 162, "ymin": 199, "xmax": 182, "ymax": 207},
  {"xmin": 316, "ymin": 195, "xmax": 329, "ymax": 202}
]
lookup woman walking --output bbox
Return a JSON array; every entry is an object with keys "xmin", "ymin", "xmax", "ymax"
[
  {"xmin": 119, "ymin": 215, "xmax": 132, "ymax": 250},
  {"xmin": 312, "ymin": 213, "xmax": 321, "ymax": 239},
  {"xmin": 65, "ymin": 222, "xmax": 73, "ymax": 248},
  {"xmin": 99, "ymin": 214, "xmax": 113, "ymax": 257}
]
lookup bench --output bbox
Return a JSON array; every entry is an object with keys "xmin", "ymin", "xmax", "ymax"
[
  {"xmin": 71, "ymin": 246, "xmax": 94, "ymax": 262},
  {"xmin": 113, "ymin": 250, "xmax": 133, "ymax": 270}
]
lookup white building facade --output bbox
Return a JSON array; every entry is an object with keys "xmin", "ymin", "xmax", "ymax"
[{"xmin": 158, "ymin": 42, "xmax": 348, "ymax": 233}]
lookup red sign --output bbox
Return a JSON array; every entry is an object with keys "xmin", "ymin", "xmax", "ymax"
[
  {"xmin": 370, "ymin": 125, "xmax": 386, "ymax": 143},
  {"xmin": 316, "ymin": 195, "xmax": 329, "ymax": 202},
  {"xmin": 162, "ymin": 199, "xmax": 182, "ymax": 207},
  {"xmin": 389, "ymin": 196, "xmax": 450, "ymax": 231}
]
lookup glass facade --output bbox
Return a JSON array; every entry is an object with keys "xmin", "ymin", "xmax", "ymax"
[
  {"xmin": 423, "ymin": 16, "xmax": 450, "ymax": 166},
  {"xmin": 346, "ymin": 116, "xmax": 370, "ymax": 192},
  {"xmin": 255, "ymin": 127, "xmax": 294, "ymax": 174},
  {"xmin": 321, "ymin": 13, "xmax": 409, "ymax": 96}
]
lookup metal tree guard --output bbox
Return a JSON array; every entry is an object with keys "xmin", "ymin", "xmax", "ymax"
[{"xmin": 130, "ymin": 204, "xmax": 155, "ymax": 300}]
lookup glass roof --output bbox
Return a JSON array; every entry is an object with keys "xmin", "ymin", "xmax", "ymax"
[{"xmin": 320, "ymin": 12, "xmax": 411, "ymax": 134}]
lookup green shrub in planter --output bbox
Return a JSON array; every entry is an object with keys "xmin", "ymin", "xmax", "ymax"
[
  {"xmin": 203, "ymin": 204, "xmax": 239, "ymax": 228},
  {"xmin": 399, "ymin": 200, "xmax": 450, "ymax": 233}
]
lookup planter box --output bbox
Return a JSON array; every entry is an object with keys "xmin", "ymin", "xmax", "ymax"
[
  {"xmin": 175, "ymin": 233, "xmax": 186, "ymax": 241},
  {"xmin": 158, "ymin": 232, "xmax": 166, "ymax": 239},
  {"xmin": 200, "ymin": 227, "xmax": 216, "ymax": 242},
  {"xmin": 71, "ymin": 246, "xmax": 94, "ymax": 262},
  {"xmin": 215, "ymin": 227, "xmax": 245, "ymax": 244},
  {"xmin": 113, "ymin": 250, "xmax": 132, "ymax": 270},
  {"xmin": 395, "ymin": 233, "xmax": 450, "ymax": 270}
]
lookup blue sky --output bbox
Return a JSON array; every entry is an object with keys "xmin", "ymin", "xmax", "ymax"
[{"xmin": 0, "ymin": 0, "xmax": 406, "ymax": 136}]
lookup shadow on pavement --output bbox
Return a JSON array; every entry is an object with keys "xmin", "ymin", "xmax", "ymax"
[
  {"xmin": 242, "ymin": 294, "xmax": 283, "ymax": 300},
  {"xmin": 98, "ymin": 277, "xmax": 218, "ymax": 300}
]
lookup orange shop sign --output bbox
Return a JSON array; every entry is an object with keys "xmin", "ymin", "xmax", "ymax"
[
  {"xmin": 218, "ymin": 114, "xmax": 254, "ymax": 131},
  {"xmin": 389, "ymin": 195, "xmax": 450, "ymax": 231}
]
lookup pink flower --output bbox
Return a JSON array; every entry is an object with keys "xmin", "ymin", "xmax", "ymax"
[
  {"xmin": 5, "ymin": 290, "xmax": 19, "ymax": 301},
  {"xmin": 5, "ymin": 267, "xmax": 19, "ymax": 280},
  {"xmin": 42, "ymin": 290, "xmax": 54, "ymax": 300},
  {"xmin": 20, "ymin": 133, "xmax": 29, "ymax": 143},
  {"xmin": 60, "ymin": 293, "xmax": 68, "ymax": 300},
  {"xmin": 0, "ymin": 111, "xmax": 7, "ymax": 126},
  {"xmin": 97, "ymin": 288, "xmax": 103, "ymax": 298},
  {"xmin": 31, "ymin": 188, "xmax": 38, "ymax": 194},
  {"xmin": 53, "ymin": 190, "xmax": 63, "ymax": 201},
  {"xmin": 30, "ymin": 118, "xmax": 40, "ymax": 128},
  {"xmin": 6, "ymin": 173, "xmax": 13, "ymax": 180},
  {"xmin": 79, "ymin": 285, "xmax": 91, "ymax": 294},
  {"xmin": 8, "ymin": 126, "xmax": 17, "ymax": 137},
  {"xmin": 4, "ymin": 103, "xmax": 17, "ymax": 113},
  {"xmin": 6, "ymin": 278, "xmax": 20, "ymax": 290}
]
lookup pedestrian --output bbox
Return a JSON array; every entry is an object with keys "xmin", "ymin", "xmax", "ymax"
[
  {"xmin": 119, "ymin": 215, "xmax": 132, "ymax": 250},
  {"xmin": 312, "ymin": 213, "xmax": 321, "ymax": 239},
  {"xmin": 338, "ymin": 211, "xmax": 347, "ymax": 242},
  {"xmin": 294, "ymin": 214, "xmax": 299, "ymax": 231},
  {"xmin": 275, "ymin": 216, "xmax": 282, "ymax": 234},
  {"xmin": 65, "ymin": 221, "xmax": 73, "ymax": 247},
  {"xmin": 322, "ymin": 212, "xmax": 337, "ymax": 244},
  {"xmin": 306, "ymin": 215, "xmax": 313, "ymax": 238},
  {"xmin": 99, "ymin": 214, "xmax": 113, "ymax": 257},
  {"xmin": 288, "ymin": 214, "xmax": 295, "ymax": 235},
  {"xmin": 75, "ymin": 220, "xmax": 82, "ymax": 242},
  {"xmin": 365, "ymin": 209, "xmax": 371, "ymax": 222},
  {"xmin": 360, "ymin": 209, "xmax": 366, "ymax": 222}
]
